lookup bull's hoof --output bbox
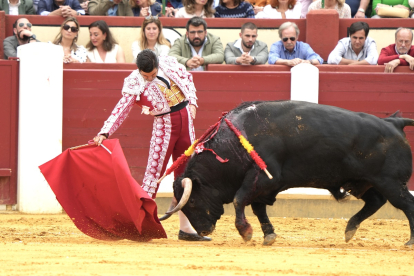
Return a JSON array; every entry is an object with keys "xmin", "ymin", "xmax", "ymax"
[
  {"xmin": 345, "ymin": 229, "xmax": 357, "ymax": 243},
  {"xmin": 242, "ymin": 232, "xmax": 253, "ymax": 242},
  {"xmin": 404, "ymin": 238, "xmax": 414, "ymax": 246},
  {"xmin": 263, "ymin": 233, "xmax": 277, "ymax": 246}
]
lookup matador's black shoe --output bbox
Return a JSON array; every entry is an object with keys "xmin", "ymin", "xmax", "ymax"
[{"xmin": 178, "ymin": 230, "xmax": 212, "ymax": 241}]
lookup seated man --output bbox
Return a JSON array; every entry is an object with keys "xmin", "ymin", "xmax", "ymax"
[
  {"xmin": 169, "ymin": 17, "xmax": 224, "ymax": 71},
  {"xmin": 3, "ymin": 18, "xmax": 38, "ymax": 59},
  {"xmin": 88, "ymin": 0, "xmax": 133, "ymax": 15},
  {"xmin": 0, "ymin": 0, "xmax": 35, "ymax": 14},
  {"xmin": 224, "ymin": 22, "xmax": 268, "ymax": 65},
  {"xmin": 268, "ymin": 22, "xmax": 323, "ymax": 66},
  {"xmin": 378, "ymin": 28, "xmax": 414, "ymax": 73},
  {"xmin": 328, "ymin": 21, "xmax": 378, "ymax": 65},
  {"xmin": 37, "ymin": 0, "xmax": 85, "ymax": 16}
]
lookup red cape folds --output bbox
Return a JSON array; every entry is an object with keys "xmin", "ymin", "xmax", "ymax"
[{"xmin": 39, "ymin": 139, "xmax": 167, "ymax": 242}]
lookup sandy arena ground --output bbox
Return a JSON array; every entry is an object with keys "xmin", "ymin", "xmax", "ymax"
[{"xmin": 0, "ymin": 212, "xmax": 413, "ymax": 276}]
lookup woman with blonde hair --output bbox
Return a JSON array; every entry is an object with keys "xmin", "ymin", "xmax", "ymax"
[
  {"xmin": 255, "ymin": 0, "xmax": 302, "ymax": 18},
  {"xmin": 53, "ymin": 17, "xmax": 88, "ymax": 63},
  {"xmin": 86, "ymin": 20, "xmax": 126, "ymax": 63},
  {"xmin": 307, "ymin": 0, "xmax": 351, "ymax": 18},
  {"xmin": 129, "ymin": 0, "xmax": 162, "ymax": 16},
  {"xmin": 131, "ymin": 16, "xmax": 170, "ymax": 62},
  {"xmin": 175, "ymin": 0, "xmax": 215, "ymax": 18}
]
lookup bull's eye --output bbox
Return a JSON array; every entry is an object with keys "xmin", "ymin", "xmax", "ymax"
[{"xmin": 189, "ymin": 198, "xmax": 195, "ymax": 207}]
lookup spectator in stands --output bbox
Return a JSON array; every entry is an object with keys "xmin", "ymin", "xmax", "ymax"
[
  {"xmin": 378, "ymin": 28, "xmax": 414, "ymax": 73},
  {"xmin": 3, "ymin": 18, "xmax": 38, "ymax": 59},
  {"xmin": 410, "ymin": 0, "xmax": 414, "ymax": 18},
  {"xmin": 131, "ymin": 16, "xmax": 170, "ymax": 63},
  {"xmin": 79, "ymin": 0, "xmax": 89, "ymax": 14},
  {"xmin": 328, "ymin": 21, "xmax": 378, "ymax": 65},
  {"xmin": 0, "ymin": 0, "xmax": 35, "ymax": 14},
  {"xmin": 307, "ymin": 0, "xmax": 351, "ymax": 18},
  {"xmin": 129, "ymin": 0, "xmax": 162, "ymax": 16},
  {"xmin": 214, "ymin": 0, "xmax": 255, "ymax": 18},
  {"xmin": 88, "ymin": 0, "xmax": 133, "ymax": 15},
  {"xmin": 53, "ymin": 17, "xmax": 88, "ymax": 63},
  {"xmin": 371, "ymin": 0, "xmax": 410, "ymax": 18},
  {"xmin": 175, "ymin": 0, "xmax": 215, "ymax": 17},
  {"xmin": 37, "ymin": 0, "xmax": 85, "ymax": 15},
  {"xmin": 256, "ymin": 0, "xmax": 302, "ymax": 18},
  {"xmin": 87, "ymin": 20, "xmax": 126, "ymax": 63},
  {"xmin": 156, "ymin": 0, "xmax": 183, "ymax": 17},
  {"xmin": 245, "ymin": 0, "xmax": 267, "ymax": 14},
  {"xmin": 297, "ymin": 0, "xmax": 311, "ymax": 17},
  {"xmin": 224, "ymin": 22, "xmax": 268, "ymax": 65},
  {"xmin": 268, "ymin": 21, "xmax": 323, "ymax": 66},
  {"xmin": 169, "ymin": 17, "xmax": 224, "ymax": 70},
  {"xmin": 346, "ymin": 0, "xmax": 370, "ymax": 17}
]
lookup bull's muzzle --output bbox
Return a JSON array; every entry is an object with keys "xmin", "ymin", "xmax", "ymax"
[{"xmin": 159, "ymin": 178, "xmax": 192, "ymax": 221}]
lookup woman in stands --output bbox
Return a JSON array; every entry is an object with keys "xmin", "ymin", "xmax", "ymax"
[
  {"xmin": 53, "ymin": 17, "xmax": 88, "ymax": 63},
  {"xmin": 255, "ymin": 0, "xmax": 302, "ymax": 18},
  {"xmin": 129, "ymin": 0, "xmax": 162, "ymax": 16},
  {"xmin": 307, "ymin": 0, "xmax": 351, "ymax": 18},
  {"xmin": 87, "ymin": 20, "xmax": 126, "ymax": 63},
  {"xmin": 214, "ymin": 0, "xmax": 255, "ymax": 18},
  {"xmin": 175, "ymin": 0, "xmax": 215, "ymax": 17},
  {"xmin": 131, "ymin": 16, "xmax": 170, "ymax": 63}
]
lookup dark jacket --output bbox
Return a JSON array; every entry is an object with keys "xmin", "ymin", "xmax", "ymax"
[{"xmin": 37, "ymin": 0, "xmax": 83, "ymax": 14}]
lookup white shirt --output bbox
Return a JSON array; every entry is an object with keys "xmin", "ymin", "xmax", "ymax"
[
  {"xmin": 87, "ymin": 44, "xmax": 120, "ymax": 63},
  {"xmin": 188, "ymin": 37, "xmax": 207, "ymax": 71},
  {"xmin": 255, "ymin": 3, "xmax": 302, "ymax": 19},
  {"xmin": 131, "ymin": 42, "xmax": 170, "ymax": 63},
  {"xmin": 327, "ymin": 37, "xmax": 378, "ymax": 65},
  {"xmin": 8, "ymin": 0, "xmax": 20, "ymax": 15},
  {"xmin": 233, "ymin": 38, "xmax": 255, "ymax": 55}
]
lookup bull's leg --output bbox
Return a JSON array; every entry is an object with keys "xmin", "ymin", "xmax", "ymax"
[
  {"xmin": 233, "ymin": 171, "xmax": 260, "ymax": 242},
  {"xmin": 251, "ymin": 202, "xmax": 276, "ymax": 246},
  {"xmin": 375, "ymin": 183, "xmax": 414, "ymax": 246},
  {"xmin": 345, "ymin": 188, "xmax": 386, "ymax": 242},
  {"xmin": 233, "ymin": 195, "xmax": 253, "ymax": 242}
]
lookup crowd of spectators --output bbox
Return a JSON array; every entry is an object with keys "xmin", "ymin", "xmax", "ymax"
[
  {"xmin": 4, "ymin": 16, "xmax": 413, "ymax": 73},
  {"xmin": 2, "ymin": 0, "xmax": 414, "ymax": 18}
]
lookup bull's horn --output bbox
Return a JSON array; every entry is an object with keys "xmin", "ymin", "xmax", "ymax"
[
  {"xmin": 166, "ymin": 178, "xmax": 192, "ymax": 215},
  {"xmin": 159, "ymin": 196, "xmax": 178, "ymax": 221}
]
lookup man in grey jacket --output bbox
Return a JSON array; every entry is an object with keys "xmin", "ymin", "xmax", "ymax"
[
  {"xmin": 169, "ymin": 17, "xmax": 224, "ymax": 71},
  {"xmin": 3, "ymin": 18, "xmax": 38, "ymax": 59},
  {"xmin": 224, "ymin": 22, "xmax": 268, "ymax": 65}
]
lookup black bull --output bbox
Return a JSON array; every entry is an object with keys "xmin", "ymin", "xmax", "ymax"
[{"xmin": 163, "ymin": 101, "xmax": 414, "ymax": 246}]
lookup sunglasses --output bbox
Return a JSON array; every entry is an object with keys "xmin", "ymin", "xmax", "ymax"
[
  {"xmin": 18, "ymin": 22, "xmax": 32, "ymax": 28},
  {"xmin": 63, "ymin": 24, "xmax": 78, "ymax": 32},
  {"xmin": 145, "ymin": 15, "xmax": 159, "ymax": 20},
  {"xmin": 282, "ymin": 37, "xmax": 296, "ymax": 42}
]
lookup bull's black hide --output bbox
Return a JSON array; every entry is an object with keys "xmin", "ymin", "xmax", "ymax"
[{"xmin": 172, "ymin": 100, "xmax": 414, "ymax": 246}]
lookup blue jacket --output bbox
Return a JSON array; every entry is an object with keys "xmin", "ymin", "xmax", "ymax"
[
  {"xmin": 37, "ymin": 0, "xmax": 83, "ymax": 15},
  {"xmin": 156, "ymin": 0, "xmax": 183, "ymax": 9},
  {"xmin": 132, "ymin": 2, "xmax": 162, "ymax": 16}
]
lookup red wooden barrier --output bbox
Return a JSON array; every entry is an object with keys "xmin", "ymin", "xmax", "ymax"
[
  {"xmin": 207, "ymin": 64, "xmax": 414, "ymax": 73},
  {"xmin": 62, "ymin": 68, "xmax": 414, "ymax": 189},
  {"xmin": 0, "ymin": 60, "xmax": 19, "ymax": 204}
]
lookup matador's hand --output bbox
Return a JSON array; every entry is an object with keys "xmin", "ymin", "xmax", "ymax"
[{"xmin": 93, "ymin": 135, "xmax": 106, "ymax": 146}]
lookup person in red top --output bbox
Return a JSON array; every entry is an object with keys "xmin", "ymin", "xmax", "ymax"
[{"xmin": 378, "ymin": 27, "xmax": 414, "ymax": 73}]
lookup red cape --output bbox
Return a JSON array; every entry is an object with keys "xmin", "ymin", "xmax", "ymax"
[{"xmin": 39, "ymin": 139, "xmax": 167, "ymax": 242}]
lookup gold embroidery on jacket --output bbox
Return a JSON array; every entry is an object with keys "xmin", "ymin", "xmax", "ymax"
[{"xmin": 156, "ymin": 79, "xmax": 186, "ymax": 107}]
